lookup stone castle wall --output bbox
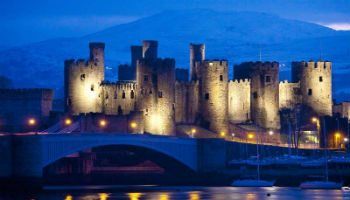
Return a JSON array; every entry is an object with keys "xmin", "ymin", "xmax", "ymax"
[
  {"xmin": 234, "ymin": 62, "xmax": 280, "ymax": 130},
  {"xmin": 279, "ymin": 80, "xmax": 301, "ymax": 110},
  {"xmin": 64, "ymin": 59, "xmax": 104, "ymax": 115},
  {"xmin": 101, "ymin": 81, "xmax": 137, "ymax": 115},
  {"xmin": 175, "ymin": 81, "xmax": 199, "ymax": 124},
  {"xmin": 136, "ymin": 58, "xmax": 176, "ymax": 135},
  {"xmin": 228, "ymin": 79, "xmax": 251, "ymax": 123},
  {"xmin": 199, "ymin": 60, "xmax": 229, "ymax": 135},
  {"xmin": 292, "ymin": 61, "xmax": 332, "ymax": 116}
]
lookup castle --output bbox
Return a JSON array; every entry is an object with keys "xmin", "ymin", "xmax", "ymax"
[{"xmin": 64, "ymin": 41, "xmax": 333, "ymax": 140}]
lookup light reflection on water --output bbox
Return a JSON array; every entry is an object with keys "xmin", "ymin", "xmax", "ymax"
[{"xmin": 2, "ymin": 187, "xmax": 349, "ymax": 200}]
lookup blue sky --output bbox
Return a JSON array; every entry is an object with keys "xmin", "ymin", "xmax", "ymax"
[{"xmin": 1, "ymin": 0, "xmax": 350, "ymax": 47}]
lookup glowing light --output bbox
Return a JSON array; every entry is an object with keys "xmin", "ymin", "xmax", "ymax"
[
  {"xmin": 248, "ymin": 133, "xmax": 254, "ymax": 139},
  {"xmin": 335, "ymin": 132, "xmax": 341, "ymax": 138},
  {"xmin": 99, "ymin": 193, "xmax": 109, "ymax": 200},
  {"xmin": 189, "ymin": 191, "xmax": 201, "ymax": 200},
  {"xmin": 344, "ymin": 138, "xmax": 349, "ymax": 142},
  {"xmin": 311, "ymin": 117, "xmax": 318, "ymax": 123},
  {"xmin": 191, "ymin": 128, "xmax": 197, "ymax": 134},
  {"xmin": 65, "ymin": 118, "xmax": 72, "ymax": 126},
  {"xmin": 128, "ymin": 193, "xmax": 142, "ymax": 200},
  {"xmin": 268, "ymin": 130, "xmax": 274, "ymax": 136},
  {"xmin": 130, "ymin": 122, "xmax": 138, "ymax": 129},
  {"xmin": 99, "ymin": 119, "xmax": 107, "ymax": 127},
  {"xmin": 220, "ymin": 131, "xmax": 226, "ymax": 137},
  {"xmin": 65, "ymin": 195, "xmax": 73, "ymax": 200},
  {"xmin": 231, "ymin": 133, "xmax": 235, "ymax": 137},
  {"xmin": 28, "ymin": 118, "xmax": 36, "ymax": 126},
  {"xmin": 150, "ymin": 114, "xmax": 164, "ymax": 134},
  {"xmin": 159, "ymin": 193, "xmax": 169, "ymax": 200}
]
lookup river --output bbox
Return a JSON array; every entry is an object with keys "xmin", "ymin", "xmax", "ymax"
[{"xmin": 0, "ymin": 186, "xmax": 349, "ymax": 200}]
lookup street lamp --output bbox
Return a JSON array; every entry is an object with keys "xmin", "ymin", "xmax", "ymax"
[
  {"xmin": 190, "ymin": 128, "xmax": 196, "ymax": 138},
  {"xmin": 64, "ymin": 118, "xmax": 72, "ymax": 126},
  {"xmin": 130, "ymin": 122, "xmax": 137, "ymax": 129},
  {"xmin": 28, "ymin": 118, "xmax": 36, "ymax": 126},
  {"xmin": 99, "ymin": 119, "xmax": 107, "ymax": 128},
  {"xmin": 220, "ymin": 131, "xmax": 226, "ymax": 138},
  {"xmin": 335, "ymin": 132, "xmax": 341, "ymax": 148}
]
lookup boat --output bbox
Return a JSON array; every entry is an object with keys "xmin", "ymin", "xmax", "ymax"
[
  {"xmin": 232, "ymin": 179, "xmax": 275, "ymax": 187},
  {"xmin": 231, "ymin": 131, "xmax": 274, "ymax": 187},
  {"xmin": 300, "ymin": 181, "xmax": 342, "ymax": 189},
  {"xmin": 299, "ymin": 118, "xmax": 342, "ymax": 189}
]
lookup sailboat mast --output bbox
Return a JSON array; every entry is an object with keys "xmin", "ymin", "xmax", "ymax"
[
  {"xmin": 257, "ymin": 130, "xmax": 260, "ymax": 180},
  {"xmin": 322, "ymin": 117, "xmax": 329, "ymax": 182}
]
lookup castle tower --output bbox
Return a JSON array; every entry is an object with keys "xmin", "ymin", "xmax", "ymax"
[
  {"xmin": 190, "ymin": 43, "xmax": 205, "ymax": 81},
  {"xmin": 89, "ymin": 42, "xmax": 105, "ymax": 67},
  {"xmin": 131, "ymin": 45, "xmax": 143, "ymax": 68},
  {"xmin": 234, "ymin": 62, "xmax": 280, "ymax": 130},
  {"xmin": 142, "ymin": 40, "xmax": 158, "ymax": 60},
  {"xmin": 136, "ymin": 58, "xmax": 176, "ymax": 135},
  {"xmin": 292, "ymin": 61, "xmax": 332, "ymax": 116},
  {"xmin": 199, "ymin": 60, "xmax": 229, "ymax": 135}
]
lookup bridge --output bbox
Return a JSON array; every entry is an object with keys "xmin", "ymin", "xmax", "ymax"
[{"xmin": 0, "ymin": 133, "xmax": 227, "ymax": 178}]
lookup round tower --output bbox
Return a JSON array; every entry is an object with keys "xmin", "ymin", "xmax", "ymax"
[
  {"xmin": 136, "ymin": 58, "xmax": 176, "ymax": 135},
  {"xmin": 89, "ymin": 42, "xmax": 105, "ymax": 67},
  {"xmin": 142, "ymin": 40, "xmax": 158, "ymax": 60},
  {"xmin": 199, "ymin": 60, "xmax": 229, "ymax": 135},
  {"xmin": 292, "ymin": 60, "xmax": 332, "ymax": 116},
  {"xmin": 234, "ymin": 61, "xmax": 280, "ymax": 130},
  {"xmin": 190, "ymin": 43, "xmax": 205, "ymax": 81}
]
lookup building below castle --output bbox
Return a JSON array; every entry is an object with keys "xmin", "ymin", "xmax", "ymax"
[{"xmin": 63, "ymin": 40, "xmax": 340, "ymax": 147}]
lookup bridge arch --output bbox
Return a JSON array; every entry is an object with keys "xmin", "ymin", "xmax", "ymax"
[{"xmin": 41, "ymin": 134, "xmax": 198, "ymax": 173}]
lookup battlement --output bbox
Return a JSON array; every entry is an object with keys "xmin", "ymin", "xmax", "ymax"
[
  {"xmin": 292, "ymin": 60, "xmax": 332, "ymax": 70},
  {"xmin": 64, "ymin": 59, "xmax": 95, "ymax": 68},
  {"xmin": 229, "ymin": 79, "xmax": 251, "ymax": 84},
  {"xmin": 203, "ymin": 59, "xmax": 228, "ymax": 67},
  {"xmin": 190, "ymin": 43, "xmax": 205, "ymax": 50},
  {"xmin": 89, "ymin": 42, "xmax": 105, "ymax": 49}
]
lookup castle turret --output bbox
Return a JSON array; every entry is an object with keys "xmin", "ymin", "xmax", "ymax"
[
  {"xmin": 190, "ymin": 43, "xmax": 205, "ymax": 81},
  {"xmin": 199, "ymin": 60, "xmax": 229, "ymax": 135},
  {"xmin": 89, "ymin": 42, "xmax": 105, "ymax": 67},
  {"xmin": 131, "ymin": 45, "xmax": 143, "ymax": 68},
  {"xmin": 292, "ymin": 61, "xmax": 332, "ymax": 116},
  {"xmin": 234, "ymin": 61, "xmax": 280, "ymax": 130},
  {"xmin": 142, "ymin": 40, "xmax": 158, "ymax": 60},
  {"xmin": 136, "ymin": 58, "xmax": 175, "ymax": 135}
]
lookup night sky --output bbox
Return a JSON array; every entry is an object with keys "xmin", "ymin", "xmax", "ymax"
[{"xmin": 1, "ymin": 0, "xmax": 350, "ymax": 47}]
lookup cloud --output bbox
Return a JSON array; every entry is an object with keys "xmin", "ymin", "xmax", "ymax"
[{"xmin": 323, "ymin": 23, "xmax": 350, "ymax": 31}]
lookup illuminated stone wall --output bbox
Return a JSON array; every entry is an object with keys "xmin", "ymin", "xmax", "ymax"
[
  {"xmin": 64, "ymin": 59, "xmax": 104, "ymax": 115},
  {"xmin": 279, "ymin": 80, "xmax": 301, "ymax": 109},
  {"xmin": 199, "ymin": 60, "xmax": 229, "ymax": 135},
  {"xmin": 136, "ymin": 58, "xmax": 176, "ymax": 135},
  {"xmin": 228, "ymin": 79, "xmax": 251, "ymax": 123},
  {"xmin": 292, "ymin": 61, "xmax": 332, "ymax": 116},
  {"xmin": 101, "ymin": 81, "xmax": 137, "ymax": 115},
  {"xmin": 234, "ymin": 62, "xmax": 280, "ymax": 130}
]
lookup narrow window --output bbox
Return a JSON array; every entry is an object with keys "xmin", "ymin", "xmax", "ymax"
[
  {"xmin": 131, "ymin": 90, "xmax": 135, "ymax": 99},
  {"xmin": 308, "ymin": 89, "xmax": 312, "ymax": 96},
  {"xmin": 220, "ymin": 75, "xmax": 223, "ymax": 81},
  {"xmin": 158, "ymin": 91, "xmax": 163, "ymax": 98},
  {"xmin": 265, "ymin": 75, "xmax": 271, "ymax": 83},
  {"xmin": 253, "ymin": 92, "xmax": 258, "ymax": 99},
  {"xmin": 118, "ymin": 106, "xmax": 123, "ymax": 115},
  {"xmin": 114, "ymin": 91, "xmax": 117, "ymax": 99},
  {"xmin": 319, "ymin": 76, "xmax": 323, "ymax": 82},
  {"xmin": 144, "ymin": 75, "xmax": 149, "ymax": 82},
  {"xmin": 205, "ymin": 93, "xmax": 209, "ymax": 100},
  {"xmin": 80, "ymin": 74, "xmax": 85, "ymax": 81},
  {"xmin": 149, "ymin": 89, "xmax": 152, "ymax": 94},
  {"xmin": 122, "ymin": 91, "xmax": 126, "ymax": 99},
  {"xmin": 91, "ymin": 84, "xmax": 94, "ymax": 91},
  {"xmin": 105, "ymin": 92, "xmax": 109, "ymax": 99}
]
